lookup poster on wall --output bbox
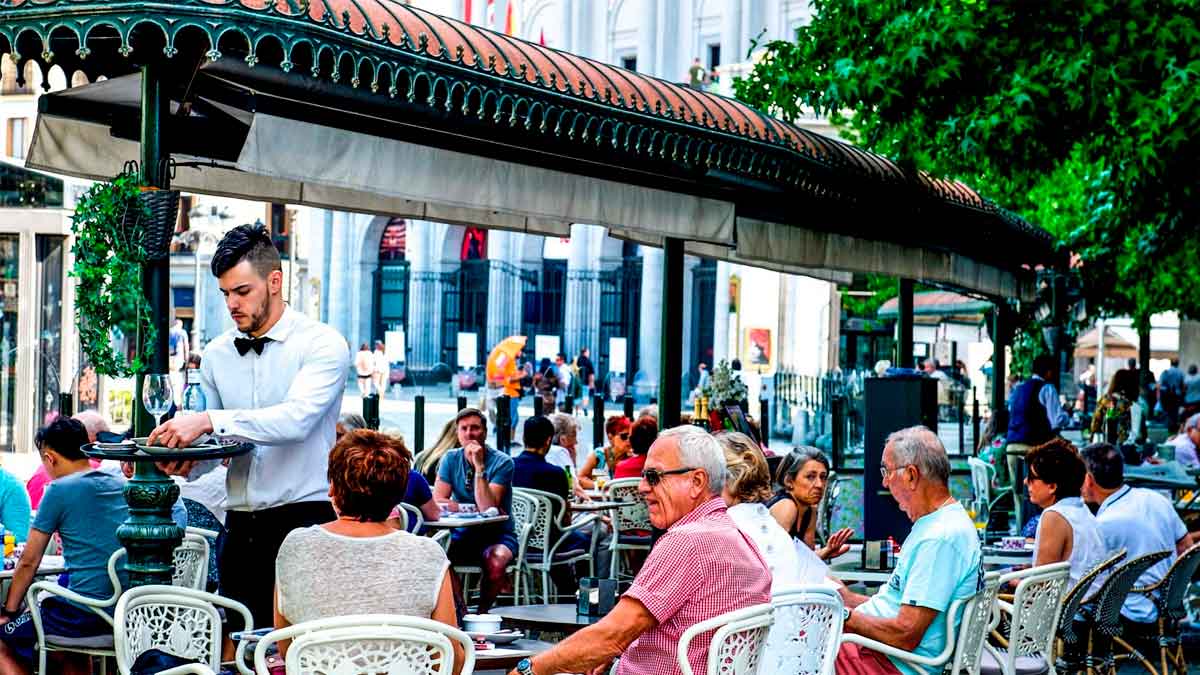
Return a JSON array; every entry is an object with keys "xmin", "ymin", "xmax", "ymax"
[
  {"xmin": 608, "ymin": 337, "xmax": 628, "ymax": 375},
  {"xmin": 385, "ymin": 330, "xmax": 406, "ymax": 364},
  {"xmin": 535, "ymin": 335, "xmax": 561, "ymax": 362},
  {"xmin": 743, "ymin": 327, "xmax": 774, "ymax": 372},
  {"xmin": 457, "ymin": 332, "xmax": 478, "ymax": 369}
]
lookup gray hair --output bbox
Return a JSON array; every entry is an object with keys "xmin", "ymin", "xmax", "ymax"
[
  {"xmin": 548, "ymin": 412, "xmax": 580, "ymax": 441},
  {"xmin": 72, "ymin": 410, "xmax": 110, "ymax": 442},
  {"xmin": 338, "ymin": 413, "xmax": 367, "ymax": 431},
  {"xmin": 885, "ymin": 425, "xmax": 950, "ymax": 486},
  {"xmin": 1186, "ymin": 413, "xmax": 1200, "ymax": 432},
  {"xmin": 659, "ymin": 425, "xmax": 727, "ymax": 495}
]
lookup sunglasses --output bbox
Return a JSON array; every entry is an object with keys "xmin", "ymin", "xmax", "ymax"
[
  {"xmin": 618, "ymin": 433, "xmax": 630, "ymax": 440},
  {"xmin": 641, "ymin": 467, "xmax": 697, "ymax": 487}
]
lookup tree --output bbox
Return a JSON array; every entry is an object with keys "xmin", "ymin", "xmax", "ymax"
[{"xmin": 734, "ymin": 0, "xmax": 1200, "ymax": 333}]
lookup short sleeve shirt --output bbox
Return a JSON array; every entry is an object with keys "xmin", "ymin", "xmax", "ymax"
[
  {"xmin": 512, "ymin": 452, "xmax": 569, "ymax": 503},
  {"xmin": 33, "ymin": 470, "xmax": 130, "ymax": 604},
  {"xmin": 0, "ymin": 468, "xmax": 31, "ymax": 543},
  {"xmin": 1096, "ymin": 485, "xmax": 1188, "ymax": 622},
  {"xmin": 856, "ymin": 502, "xmax": 983, "ymax": 675},
  {"xmin": 437, "ymin": 447, "xmax": 514, "ymax": 535},
  {"xmin": 619, "ymin": 498, "xmax": 772, "ymax": 675},
  {"xmin": 403, "ymin": 470, "xmax": 433, "ymax": 508}
]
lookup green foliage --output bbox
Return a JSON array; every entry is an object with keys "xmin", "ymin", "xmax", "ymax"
[
  {"xmin": 840, "ymin": 274, "xmax": 899, "ymax": 322},
  {"xmin": 70, "ymin": 171, "xmax": 156, "ymax": 377},
  {"xmin": 734, "ymin": 0, "xmax": 1200, "ymax": 328},
  {"xmin": 701, "ymin": 360, "xmax": 748, "ymax": 404}
]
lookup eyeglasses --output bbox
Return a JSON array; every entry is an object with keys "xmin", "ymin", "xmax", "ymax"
[
  {"xmin": 879, "ymin": 464, "xmax": 912, "ymax": 480},
  {"xmin": 641, "ymin": 467, "xmax": 698, "ymax": 487}
]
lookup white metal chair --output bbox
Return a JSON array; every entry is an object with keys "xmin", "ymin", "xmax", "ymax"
[
  {"xmin": 171, "ymin": 533, "xmax": 210, "ymax": 591},
  {"xmin": 513, "ymin": 487, "xmax": 600, "ymax": 603},
  {"xmin": 767, "ymin": 587, "xmax": 843, "ymax": 675},
  {"xmin": 982, "ymin": 562, "xmax": 1071, "ymax": 675},
  {"xmin": 394, "ymin": 502, "xmax": 425, "ymax": 533},
  {"xmin": 606, "ymin": 477, "xmax": 651, "ymax": 580},
  {"xmin": 114, "ymin": 585, "xmax": 253, "ymax": 675},
  {"xmin": 452, "ymin": 493, "xmax": 533, "ymax": 608},
  {"xmin": 842, "ymin": 571, "xmax": 1003, "ymax": 675},
  {"xmin": 234, "ymin": 614, "xmax": 476, "ymax": 675},
  {"xmin": 969, "ymin": 457, "xmax": 1011, "ymax": 518},
  {"xmin": 27, "ymin": 548, "xmax": 124, "ymax": 675},
  {"xmin": 815, "ymin": 471, "xmax": 841, "ymax": 544},
  {"xmin": 677, "ymin": 602, "xmax": 774, "ymax": 675}
]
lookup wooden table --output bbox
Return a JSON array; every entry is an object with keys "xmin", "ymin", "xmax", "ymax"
[
  {"xmin": 492, "ymin": 604, "xmax": 601, "ymax": 634},
  {"xmin": 569, "ymin": 500, "xmax": 625, "ymax": 512},
  {"xmin": 474, "ymin": 639, "xmax": 554, "ymax": 671},
  {"xmin": 425, "ymin": 515, "xmax": 510, "ymax": 529}
]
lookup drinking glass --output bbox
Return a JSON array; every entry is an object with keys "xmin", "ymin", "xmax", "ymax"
[{"xmin": 141, "ymin": 374, "xmax": 173, "ymax": 424}]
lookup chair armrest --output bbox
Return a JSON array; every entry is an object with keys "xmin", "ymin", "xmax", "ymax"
[
  {"xmin": 1129, "ymin": 582, "xmax": 1160, "ymax": 595},
  {"xmin": 26, "ymin": 580, "xmax": 116, "ymax": 621},
  {"xmin": 234, "ymin": 638, "xmax": 255, "ymax": 675},
  {"xmin": 841, "ymin": 633, "xmax": 938, "ymax": 673},
  {"xmin": 547, "ymin": 515, "xmax": 600, "ymax": 559}
]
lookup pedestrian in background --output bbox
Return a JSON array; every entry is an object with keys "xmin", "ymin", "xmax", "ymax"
[
  {"xmin": 372, "ymin": 341, "xmax": 389, "ymax": 397},
  {"xmin": 575, "ymin": 348, "xmax": 595, "ymax": 417},
  {"xmin": 354, "ymin": 343, "xmax": 374, "ymax": 395}
]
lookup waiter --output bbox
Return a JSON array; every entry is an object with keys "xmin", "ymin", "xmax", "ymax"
[{"xmin": 148, "ymin": 224, "xmax": 349, "ymax": 628}]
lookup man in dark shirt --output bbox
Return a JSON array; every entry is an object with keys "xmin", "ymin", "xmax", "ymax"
[
  {"xmin": 512, "ymin": 416, "xmax": 592, "ymax": 596},
  {"xmin": 576, "ymin": 348, "xmax": 595, "ymax": 417}
]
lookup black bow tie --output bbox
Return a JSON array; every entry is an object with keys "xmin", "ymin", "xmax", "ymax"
[{"xmin": 234, "ymin": 336, "xmax": 273, "ymax": 356}]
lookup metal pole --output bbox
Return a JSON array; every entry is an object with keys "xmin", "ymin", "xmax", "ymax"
[
  {"xmin": 120, "ymin": 61, "xmax": 181, "ymax": 589},
  {"xmin": 414, "ymin": 394, "xmax": 425, "ymax": 455},
  {"xmin": 362, "ymin": 394, "xmax": 379, "ymax": 430},
  {"xmin": 759, "ymin": 396, "xmax": 770, "ymax": 448},
  {"xmin": 991, "ymin": 305, "xmax": 1009, "ymax": 429},
  {"xmin": 457, "ymin": 395, "xmax": 467, "ymax": 411},
  {"xmin": 593, "ymin": 393, "xmax": 605, "ymax": 449},
  {"xmin": 658, "ymin": 237, "xmax": 684, "ymax": 428},
  {"xmin": 972, "ymin": 388, "xmax": 981, "ymax": 454},
  {"xmin": 830, "ymin": 395, "xmax": 844, "ymax": 470},
  {"xmin": 897, "ymin": 278, "xmax": 914, "ymax": 369},
  {"xmin": 623, "ymin": 394, "xmax": 634, "ymax": 420},
  {"xmin": 497, "ymin": 395, "xmax": 511, "ymax": 452},
  {"xmin": 564, "ymin": 395, "xmax": 574, "ymax": 415},
  {"xmin": 534, "ymin": 396, "xmax": 544, "ymax": 417},
  {"xmin": 957, "ymin": 389, "xmax": 965, "ymax": 455}
]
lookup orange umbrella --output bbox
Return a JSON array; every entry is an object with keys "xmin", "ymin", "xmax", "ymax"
[{"xmin": 486, "ymin": 336, "xmax": 526, "ymax": 393}]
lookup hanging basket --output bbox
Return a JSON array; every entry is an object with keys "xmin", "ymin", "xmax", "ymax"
[{"xmin": 120, "ymin": 188, "xmax": 180, "ymax": 261}]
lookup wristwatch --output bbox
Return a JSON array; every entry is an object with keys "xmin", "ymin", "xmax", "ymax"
[{"xmin": 515, "ymin": 657, "xmax": 535, "ymax": 675}]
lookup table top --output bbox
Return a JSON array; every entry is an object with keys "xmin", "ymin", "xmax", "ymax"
[
  {"xmin": 829, "ymin": 548, "xmax": 1035, "ymax": 584},
  {"xmin": 474, "ymin": 639, "xmax": 554, "ymax": 670},
  {"xmin": 492, "ymin": 604, "xmax": 601, "ymax": 633},
  {"xmin": 569, "ymin": 500, "xmax": 625, "ymax": 512},
  {"xmin": 84, "ymin": 440, "xmax": 254, "ymax": 462},
  {"xmin": 424, "ymin": 514, "xmax": 510, "ymax": 529},
  {"xmin": 0, "ymin": 555, "xmax": 66, "ymax": 580},
  {"xmin": 1125, "ymin": 462, "xmax": 1198, "ymax": 490}
]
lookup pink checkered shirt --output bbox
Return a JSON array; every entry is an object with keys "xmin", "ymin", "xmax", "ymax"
[{"xmin": 618, "ymin": 497, "xmax": 772, "ymax": 675}]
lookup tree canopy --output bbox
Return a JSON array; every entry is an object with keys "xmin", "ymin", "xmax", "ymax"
[{"xmin": 734, "ymin": 0, "xmax": 1200, "ymax": 331}]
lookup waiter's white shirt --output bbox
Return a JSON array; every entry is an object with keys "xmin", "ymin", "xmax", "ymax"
[{"xmin": 200, "ymin": 306, "xmax": 349, "ymax": 511}]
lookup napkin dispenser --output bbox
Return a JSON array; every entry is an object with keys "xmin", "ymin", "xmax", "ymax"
[
  {"xmin": 861, "ymin": 539, "xmax": 894, "ymax": 571},
  {"xmin": 577, "ymin": 577, "xmax": 617, "ymax": 616}
]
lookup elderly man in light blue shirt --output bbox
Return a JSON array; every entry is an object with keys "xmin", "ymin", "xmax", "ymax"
[
  {"xmin": 1168, "ymin": 413, "xmax": 1200, "ymax": 469},
  {"xmin": 836, "ymin": 426, "xmax": 983, "ymax": 675}
]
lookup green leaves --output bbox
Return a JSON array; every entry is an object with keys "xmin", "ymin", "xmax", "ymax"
[
  {"xmin": 70, "ymin": 171, "xmax": 158, "ymax": 378},
  {"xmin": 734, "ymin": 0, "xmax": 1200, "ymax": 326}
]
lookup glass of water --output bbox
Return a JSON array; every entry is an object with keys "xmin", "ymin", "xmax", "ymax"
[{"xmin": 141, "ymin": 374, "xmax": 174, "ymax": 424}]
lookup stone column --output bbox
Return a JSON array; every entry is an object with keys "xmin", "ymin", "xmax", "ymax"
[
  {"xmin": 324, "ymin": 211, "xmax": 353, "ymax": 342},
  {"xmin": 713, "ymin": 260, "xmax": 731, "ymax": 364},
  {"xmin": 564, "ymin": 224, "xmax": 605, "ymax": 357},
  {"xmin": 638, "ymin": 245, "xmax": 663, "ymax": 396},
  {"xmin": 721, "ymin": 0, "xmax": 743, "ymax": 66},
  {"xmin": 406, "ymin": 221, "xmax": 444, "ymax": 370},
  {"xmin": 636, "ymin": 0, "xmax": 659, "ymax": 76}
]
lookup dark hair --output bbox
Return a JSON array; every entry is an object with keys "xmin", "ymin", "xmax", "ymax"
[
  {"xmin": 35, "ymin": 417, "xmax": 89, "ymax": 461},
  {"xmin": 605, "ymin": 415, "xmax": 631, "ymax": 437},
  {"xmin": 360, "ymin": 343, "xmax": 369, "ymax": 350},
  {"xmin": 210, "ymin": 224, "xmax": 281, "ymax": 279},
  {"xmin": 1080, "ymin": 442, "xmax": 1124, "ymax": 490},
  {"xmin": 628, "ymin": 417, "xmax": 657, "ymax": 456},
  {"xmin": 186, "ymin": 352, "xmax": 202, "ymax": 368},
  {"xmin": 1032, "ymin": 354, "xmax": 1056, "ymax": 377},
  {"xmin": 775, "ymin": 446, "xmax": 830, "ymax": 487},
  {"xmin": 1026, "ymin": 438, "xmax": 1085, "ymax": 499},
  {"xmin": 523, "ymin": 416, "xmax": 555, "ymax": 450},
  {"xmin": 328, "ymin": 429, "xmax": 411, "ymax": 521},
  {"xmin": 454, "ymin": 407, "xmax": 488, "ymax": 432},
  {"xmin": 1127, "ymin": 357, "xmax": 1138, "ymax": 369}
]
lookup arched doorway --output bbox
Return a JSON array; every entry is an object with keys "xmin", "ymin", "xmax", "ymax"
[
  {"xmin": 441, "ymin": 226, "xmax": 490, "ymax": 368},
  {"xmin": 372, "ymin": 218, "xmax": 410, "ymax": 347}
]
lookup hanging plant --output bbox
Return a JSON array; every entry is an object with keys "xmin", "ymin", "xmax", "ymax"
[{"xmin": 70, "ymin": 171, "xmax": 157, "ymax": 377}]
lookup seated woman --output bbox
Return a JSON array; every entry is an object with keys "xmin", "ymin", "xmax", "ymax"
[
  {"xmin": 612, "ymin": 417, "xmax": 656, "ymax": 479},
  {"xmin": 1025, "ymin": 438, "xmax": 1105, "ymax": 587},
  {"xmin": 577, "ymin": 416, "xmax": 631, "ymax": 488},
  {"xmin": 413, "ymin": 418, "xmax": 459, "ymax": 486},
  {"xmin": 768, "ymin": 447, "xmax": 852, "ymax": 560},
  {"xmin": 273, "ymin": 429, "xmax": 462, "ymax": 672}
]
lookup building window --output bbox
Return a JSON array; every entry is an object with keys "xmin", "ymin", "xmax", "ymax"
[
  {"xmin": 6, "ymin": 118, "xmax": 27, "ymax": 160},
  {"xmin": 0, "ymin": 234, "xmax": 17, "ymax": 451},
  {"xmin": 620, "ymin": 55, "xmax": 637, "ymax": 71},
  {"xmin": 707, "ymin": 44, "xmax": 721, "ymax": 69},
  {"xmin": 35, "ymin": 236, "xmax": 65, "ymax": 427}
]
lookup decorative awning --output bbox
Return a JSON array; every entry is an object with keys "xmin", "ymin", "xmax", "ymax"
[{"xmin": 1, "ymin": 0, "xmax": 1059, "ymax": 298}]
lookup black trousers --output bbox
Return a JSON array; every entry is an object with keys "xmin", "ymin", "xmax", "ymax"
[{"xmin": 220, "ymin": 501, "xmax": 337, "ymax": 630}]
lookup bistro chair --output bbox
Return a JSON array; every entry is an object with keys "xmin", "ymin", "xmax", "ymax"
[
  {"xmin": 512, "ymin": 487, "xmax": 601, "ymax": 603},
  {"xmin": 451, "ymin": 491, "xmax": 533, "ymax": 608},
  {"xmin": 1077, "ymin": 550, "xmax": 1172, "ymax": 675},
  {"xmin": 114, "ymin": 533, "xmax": 211, "ymax": 593},
  {"xmin": 677, "ymin": 602, "xmax": 774, "ymax": 675},
  {"xmin": 842, "ymin": 571, "xmax": 1003, "ymax": 675},
  {"xmin": 982, "ymin": 562, "xmax": 1071, "ymax": 675},
  {"xmin": 1053, "ymin": 549, "xmax": 1127, "ymax": 675},
  {"xmin": 235, "ymin": 614, "xmax": 475, "ymax": 675},
  {"xmin": 114, "ymin": 585, "xmax": 252, "ymax": 675},
  {"xmin": 767, "ymin": 587, "xmax": 843, "ymax": 675},
  {"xmin": 27, "ymin": 548, "xmax": 124, "ymax": 675},
  {"xmin": 394, "ymin": 502, "xmax": 425, "ymax": 533},
  {"xmin": 1123, "ymin": 542, "xmax": 1200, "ymax": 675},
  {"xmin": 968, "ymin": 457, "xmax": 1011, "ymax": 529},
  {"xmin": 606, "ymin": 477, "xmax": 652, "ymax": 581},
  {"xmin": 815, "ymin": 471, "xmax": 841, "ymax": 545}
]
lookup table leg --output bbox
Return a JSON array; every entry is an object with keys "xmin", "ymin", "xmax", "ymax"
[{"xmin": 116, "ymin": 461, "xmax": 182, "ymax": 587}]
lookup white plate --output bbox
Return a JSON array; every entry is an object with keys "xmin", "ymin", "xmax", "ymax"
[{"xmin": 468, "ymin": 630, "xmax": 523, "ymax": 644}]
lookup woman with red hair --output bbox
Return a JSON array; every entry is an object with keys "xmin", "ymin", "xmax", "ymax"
[
  {"xmin": 577, "ymin": 416, "xmax": 632, "ymax": 488},
  {"xmin": 272, "ymin": 429, "xmax": 463, "ymax": 672}
]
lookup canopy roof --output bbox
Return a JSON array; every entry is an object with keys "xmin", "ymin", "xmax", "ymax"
[
  {"xmin": 877, "ymin": 290, "xmax": 992, "ymax": 321},
  {"xmin": 1, "ymin": 0, "xmax": 1058, "ymax": 298}
]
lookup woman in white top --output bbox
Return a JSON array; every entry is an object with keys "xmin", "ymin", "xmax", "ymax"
[
  {"xmin": 1025, "ymin": 438, "xmax": 1106, "ymax": 588},
  {"xmin": 274, "ymin": 429, "xmax": 462, "ymax": 674},
  {"xmin": 353, "ymin": 342, "xmax": 373, "ymax": 394}
]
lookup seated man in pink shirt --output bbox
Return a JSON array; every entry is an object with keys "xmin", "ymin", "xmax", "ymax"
[{"xmin": 511, "ymin": 425, "xmax": 772, "ymax": 675}]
